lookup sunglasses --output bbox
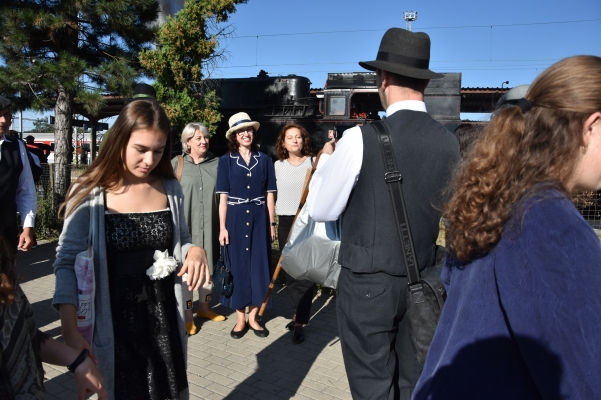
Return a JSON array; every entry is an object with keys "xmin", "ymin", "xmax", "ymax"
[{"xmin": 236, "ymin": 128, "xmax": 254, "ymax": 136}]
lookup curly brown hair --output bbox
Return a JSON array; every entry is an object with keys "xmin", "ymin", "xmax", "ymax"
[
  {"xmin": 444, "ymin": 55, "xmax": 601, "ymax": 261},
  {"xmin": 227, "ymin": 128, "xmax": 259, "ymax": 153},
  {"xmin": 275, "ymin": 124, "xmax": 313, "ymax": 161}
]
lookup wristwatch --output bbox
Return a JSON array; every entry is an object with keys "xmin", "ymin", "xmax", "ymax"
[{"xmin": 271, "ymin": 222, "xmax": 277, "ymax": 226}]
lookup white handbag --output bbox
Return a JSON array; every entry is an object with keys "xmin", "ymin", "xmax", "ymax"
[
  {"xmin": 280, "ymin": 202, "xmax": 342, "ymax": 289},
  {"xmin": 74, "ymin": 189, "xmax": 96, "ymax": 344}
]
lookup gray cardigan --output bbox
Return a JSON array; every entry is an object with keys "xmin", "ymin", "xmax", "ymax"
[{"xmin": 53, "ymin": 178, "xmax": 193, "ymax": 400}]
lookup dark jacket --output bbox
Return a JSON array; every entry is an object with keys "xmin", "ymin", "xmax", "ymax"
[{"xmin": 0, "ymin": 137, "xmax": 23, "ymax": 244}]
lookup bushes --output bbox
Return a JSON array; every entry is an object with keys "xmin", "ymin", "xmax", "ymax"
[{"xmin": 35, "ymin": 195, "xmax": 62, "ymax": 240}]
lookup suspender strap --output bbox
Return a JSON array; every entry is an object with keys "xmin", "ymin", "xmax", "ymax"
[{"xmin": 371, "ymin": 121, "xmax": 421, "ymax": 286}]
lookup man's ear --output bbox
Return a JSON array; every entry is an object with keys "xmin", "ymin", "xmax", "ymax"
[{"xmin": 380, "ymin": 69, "xmax": 390, "ymax": 90}]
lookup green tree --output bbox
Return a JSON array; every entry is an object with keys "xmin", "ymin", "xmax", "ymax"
[
  {"xmin": 0, "ymin": 0, "xmax": 160, "ymax": 203},
  {"xmin": 140, "ymin": 0, "xmax": 247, "ymax": 134},
  {"xmin": 29, "ymin": 118, "xmax": 54, "ymax": 133}
]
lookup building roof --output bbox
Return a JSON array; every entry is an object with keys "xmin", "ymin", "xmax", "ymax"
[{"xmin": 460, "ymin": 87, "xmax": 508, "ymax": 113}]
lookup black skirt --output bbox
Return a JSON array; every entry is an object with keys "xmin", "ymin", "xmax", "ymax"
[{"xmin": 105, "ymin": 210, "xmax": 188, "ymax": 400}]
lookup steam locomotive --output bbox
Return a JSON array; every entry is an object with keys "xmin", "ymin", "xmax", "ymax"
[{"xmin": 207, "ymin": 70, "xmax": 462, "ymax": 157}]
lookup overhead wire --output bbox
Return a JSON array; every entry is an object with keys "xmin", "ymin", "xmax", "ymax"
[
  {"xmin": 218, "ymin": 18, "xmax": 599, "ymax": 77},
  {"xmin": 233, "ymin": 18, "xmax": 601, "ymax": 38}
]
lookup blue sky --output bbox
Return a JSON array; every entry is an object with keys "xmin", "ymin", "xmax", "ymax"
[
  {"xmin": 17, "ymin": 0, "xmax": 601, "ymax": 130},
  {"xmin": 218, "ymin": 0, "xmax": 600, "ymax": 88}
]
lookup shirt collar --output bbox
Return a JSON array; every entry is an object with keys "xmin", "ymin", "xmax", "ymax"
[{"xmin": 386, "ymin": 100, "xmax": 427, "ymax": 117}]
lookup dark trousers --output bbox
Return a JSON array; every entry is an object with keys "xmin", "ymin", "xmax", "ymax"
[
  {"xmin": 1, "ymin": 223, "xmax": 18, "ymax": 258},
  {"xmin": 277, "ymin": 215, "xmax": 315, "ymax": 325},
  {"xmin": 337, "ymin": 267, "xmax": 422, "ymax": 400}
]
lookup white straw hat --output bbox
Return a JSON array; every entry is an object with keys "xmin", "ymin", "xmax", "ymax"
[{"xmin": 226, "ymin": 112, "xmax": 260, "ymax": 139}]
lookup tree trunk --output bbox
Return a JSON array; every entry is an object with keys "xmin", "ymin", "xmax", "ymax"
[{"xmin": 54, "ymin": 84, "xmax": 73, "ymax": 206}]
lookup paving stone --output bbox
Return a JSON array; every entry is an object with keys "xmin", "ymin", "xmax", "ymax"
[
  {"xmin": 250, "ymin": 379, "xmax": 282, "ymax": 395},
  {"xmin": 17, "ymin": 242, "xmax": 352, "ymax": 400},
  {"xmin": 225, "ymin": 391, "xmax": 255, "ymax": 400},
  {"xmin": 229, "ymin": 382, "xmax": 260, "ymax": 397}
]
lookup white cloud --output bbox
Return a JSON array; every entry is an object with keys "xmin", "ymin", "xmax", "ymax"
[{"xmin": 158, "ymin": 0, "xmax": 185, "ymax": 23}]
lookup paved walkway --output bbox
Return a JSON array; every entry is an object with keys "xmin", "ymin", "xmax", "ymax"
[{"xmin": 16, "ymin": 241, "xmax": 351, "ymax": 400}]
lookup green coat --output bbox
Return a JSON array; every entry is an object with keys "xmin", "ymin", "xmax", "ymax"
[{"xmin": 171, "ymin": 152, "xmax": 219, "ymax": 272}]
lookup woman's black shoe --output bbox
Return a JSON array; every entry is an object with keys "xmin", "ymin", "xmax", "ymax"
[
  {"xmin": 285, "ymin": 319, "xmax": 296, "ymax": 331},
  {"xmin": 249, "ymin": 324, "xmax": 269, "ymax": 338},
  {"xmin": 230, "ymin": 324, "xmax": 248, "ymax": 339},
  {"xmin": 293, "ymin": 325, "xmax": 305, "ymax": 344}
]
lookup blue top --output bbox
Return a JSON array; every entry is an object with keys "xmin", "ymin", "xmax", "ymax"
[
  {"xmin": 216, "ymin": 151, "xmax": 276, "ymax": 199},
  {"xmin": 215, "ymin": 151, "xmax": 276, "ymax": 310},
  {"xmin": 414, "ymin": 189, "xmax": 601, "ymax": 400}
]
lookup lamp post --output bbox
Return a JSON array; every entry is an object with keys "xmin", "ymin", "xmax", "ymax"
[
  {"xmin": 403, "ymin": 11, "xmax": 417, "ymax": 31},
  {"xmin": 501, "ymin": 81, "xmax": 509, "ymax": 89}
]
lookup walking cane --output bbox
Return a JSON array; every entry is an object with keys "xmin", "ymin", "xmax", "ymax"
[{"xmin": 258, "ymin": 151, "xmax": 323, "ymax": 321}]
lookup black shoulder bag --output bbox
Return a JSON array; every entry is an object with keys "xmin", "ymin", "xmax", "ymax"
[
  {"xmin": 372, "ymin": 121, "xmax": 446, "ymax": 364},
  {"xmin": 213, "ymin": 245, "xmax": 234, "ymax": 298}
]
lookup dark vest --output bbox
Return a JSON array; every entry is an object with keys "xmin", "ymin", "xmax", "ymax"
[
  {"xmin": 0, "ymin": 137, "xmax": 24, "ymax": 239},
  {"xmin": 338, "ymin": 110, "xmax": 460, "ymax": 276}
]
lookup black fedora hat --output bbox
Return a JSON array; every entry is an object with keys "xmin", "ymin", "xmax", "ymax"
[
  {"xmin": 359, "ymin": 28, "xmax": 443, "ymax": 80},
  {"xmin": 133, "ymin": 83, "xmax": 156, "ymax": 99}
]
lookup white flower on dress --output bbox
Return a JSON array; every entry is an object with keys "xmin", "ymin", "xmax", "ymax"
[{"xmin": 146, "ymin": 249, "xmax": 178, "ymax": 280}]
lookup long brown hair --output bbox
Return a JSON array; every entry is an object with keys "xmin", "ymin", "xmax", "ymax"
[
  {"xmin": 444, "ymin": 55, "xmax": 601, "ymax": 261},
  {"xmin": 61, "ymin": 100, "xmax": 175, "ymax": 217},
  {"xmin": 275, "ymin": 124, "xmax": 313, "ymax": 161}
]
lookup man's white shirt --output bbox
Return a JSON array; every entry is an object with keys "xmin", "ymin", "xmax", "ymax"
[
  {"xmin": 307, "ymin": 100, "xmax": 427, "ymax": 222},
  {"xmin": 0, "ymin": 134, "xmax": 37, "ymax": 227}
]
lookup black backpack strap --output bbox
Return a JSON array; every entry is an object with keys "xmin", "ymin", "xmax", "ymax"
[{"xmin": 371, "ymin": 121, "xmax": 421, "ymax": 286}]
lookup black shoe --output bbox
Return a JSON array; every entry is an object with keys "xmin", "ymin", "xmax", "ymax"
[
  {"xmin": 293, "ymin": 325, "xmax": 305, "ymax": 344},
  {"xmin": 285, "ymin": 319, "xmax": 296, "ymax": 331},
  {"xmin": 230, "ymin": 323, "xmax": 248, "ymax": 339},
  {"xmin": 249, "ymin": 324, "xmax": 269, "ymax": 338}
]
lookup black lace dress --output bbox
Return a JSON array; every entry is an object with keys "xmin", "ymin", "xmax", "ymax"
[{"xmin": 105, "ymin": 209, "xmax": 188, "ymax": 400}]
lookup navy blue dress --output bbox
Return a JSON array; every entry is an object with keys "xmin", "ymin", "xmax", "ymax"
[{"xmin": 216, "ymin": 152, "xmax": 277, "ymax": 310}]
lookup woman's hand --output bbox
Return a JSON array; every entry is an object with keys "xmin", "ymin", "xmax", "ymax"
[
  {"xmin": 270, "ymin": 225, "xmax": 276, "ymax": 242},
  {"xmin": 74, "ymin": 357, "xmax": 107, "ymax": 400},
  {"xmin": 179, "ymin": 246, "xmax": 209, "ymax": 291},
  {"xmin": 219, "ymin": 228, "xmax": 229, "ymax": 245},
  {"xmin": 38, "ymin": 333, "xmax": 106, "ymax": 400},
  {"xmin": 62, "ymin": 329, "xmax": 98, "ymax": 364},
  {"xmin": 322, "ymin": 138, "xmax": 336, "ymax": 155}
]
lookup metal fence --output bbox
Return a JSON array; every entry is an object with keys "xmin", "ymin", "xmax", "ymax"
[
  {"xmin": 573, "ymin": 190, "xmax": 601, "ymax": 229},
  {"xmin": 35, "ymin": 163, "xmax": 88, "ymax": 200}
]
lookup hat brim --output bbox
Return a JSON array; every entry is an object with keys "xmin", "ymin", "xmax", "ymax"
[
  {"xmin": 226, "ymin": 121, "xmax": 260, "ymax": 139},
  {"xmin": 359, "ymin": 60, "xmax": 444, "ymax": 80}
]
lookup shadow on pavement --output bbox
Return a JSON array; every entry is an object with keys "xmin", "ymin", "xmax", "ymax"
[
  {"xmin": 222, "ymin": 289, "xmax": 348, "ymax": 399},
  {"xmin": 15, "ymin": 240, "xmax": 56, "ymax": 283}
]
